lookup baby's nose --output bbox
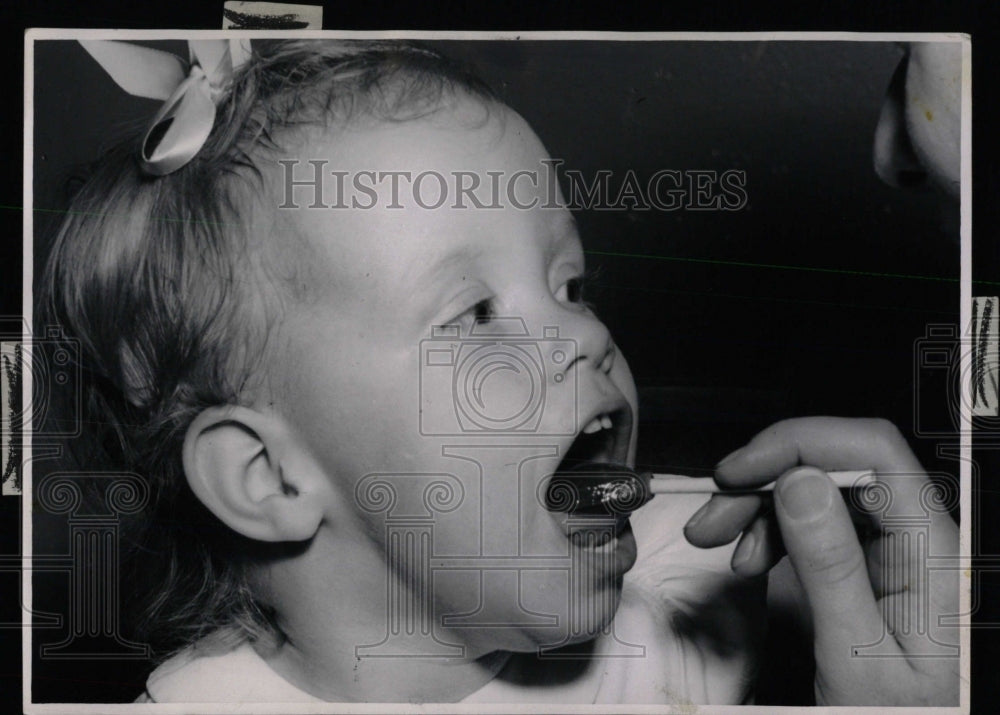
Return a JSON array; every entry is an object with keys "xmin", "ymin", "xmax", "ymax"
[{"xmin": 551, "ymin": 314, "xmax": 615, "ymax": 380}]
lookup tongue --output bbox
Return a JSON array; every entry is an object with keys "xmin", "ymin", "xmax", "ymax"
[{"xmin": 544, "ymin": 461, "xmax": 652, "ymax": 515}]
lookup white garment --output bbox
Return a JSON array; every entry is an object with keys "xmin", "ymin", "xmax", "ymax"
[{"xmin": 139, "ymin": 493, "xmax": 763, "ymax": 705}]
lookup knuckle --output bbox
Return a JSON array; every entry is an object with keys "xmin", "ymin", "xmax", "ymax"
[
  {"xmin": 804, "ymin": 539, "xmax": 866, "ymax": 587},
  {"xmin": 750, "ymin": 416, "xmax": 806, "ymax": 448},
  {"xmin": 763, "ymin": 416, "xmax": 802, "ymax": 436},
  {"xmin": 863, "ymin": 417, "xmax": 902, "ymax": 441}
]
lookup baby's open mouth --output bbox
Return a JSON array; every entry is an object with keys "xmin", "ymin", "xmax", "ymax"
[
  {"xmin": 542, "ymin": 403, "xmax": 641, "ymax": 519},
  {"xmin": 544, "ymin": 462, "xmax": 650, "ymax": 518},
  {"xmin": 559, "ymin": 404, "xmax": 631, "ymax": 472}
]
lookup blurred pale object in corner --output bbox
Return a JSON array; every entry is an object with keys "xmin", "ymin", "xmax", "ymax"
[{"xmin": 874, "ymin": 42, "xmax": 962, "ymax": 197}]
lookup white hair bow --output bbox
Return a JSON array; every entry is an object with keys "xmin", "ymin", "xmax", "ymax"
[{"xmin": 79, "ymin": 39, "xmax": 252, "ymax": 176}]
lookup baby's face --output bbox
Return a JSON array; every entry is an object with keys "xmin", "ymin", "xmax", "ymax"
[{"xmin": 267, "ymin": 98, "xmax": 640, "ymax": 656}]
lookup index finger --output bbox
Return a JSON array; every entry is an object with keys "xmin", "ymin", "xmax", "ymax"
[
  {"xmin": 716, "ymin": 417, "xmax": 925, "ymax": 488},
  {"xmin": 715, "ymin": 416, "xmax": 941, "ymax": 532}
]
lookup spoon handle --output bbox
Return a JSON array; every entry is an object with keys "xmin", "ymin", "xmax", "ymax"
[{"xmin": 648, "ymin": 470, "xmax": 876, "ymax": 494}]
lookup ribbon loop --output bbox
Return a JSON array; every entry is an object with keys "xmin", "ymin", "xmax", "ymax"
[
  {"xmin": 79, "ymin": 40, "xmax": 187, "ymax": 101},
  {"xmin": 140, "ymin": 68, "xmax": 217, "ymax": 176},
  {"xmin": 79, "ymin": 39, "xmax": 251, "ymax": 175}
]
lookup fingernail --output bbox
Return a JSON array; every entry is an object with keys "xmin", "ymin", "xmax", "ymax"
[
  {"xmin": 684, "ymin": 501, "xmax": 712, "ymax": 531},
  {"xmin": 716, "ymin": 446, "xmax": 745, "ymax": 468},
  {"xmin": 777, "ymin": 467, "xmax": 833, "ymax": 521},
  {"xmin": 731, "ymin": 532, "xmax": 757, "ymax": 568}
]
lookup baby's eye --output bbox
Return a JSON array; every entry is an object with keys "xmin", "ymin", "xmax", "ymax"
[
  {"xmin": 451, "ymin": 298, "xmax": 496, "ymax": 331},
  {"xmin": 442, "ymin": 293, "xmax": 497, "ymax": 333},
  {"xmin": 471, "ymin": 298, "xmax": 497, "ymax": 324},
  {"xmin": 555, "ymin": 276, "xmax": 586, "ymax": 305}
]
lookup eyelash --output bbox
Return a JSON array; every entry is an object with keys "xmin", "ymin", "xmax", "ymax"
[
  {"xmin": 564, "ymin": 268, "xmax": 602, "ymax": 312},
  {"xmin": 562, "ymin": 276, "xmax": 585, "ymax": 304},
  {"xmin": 471, "ymin": 298, "xmax": 497, "ymax": 323},
  {"xmin": 459, "ymin": 270, "xmax": 596, "ymax": 326}
]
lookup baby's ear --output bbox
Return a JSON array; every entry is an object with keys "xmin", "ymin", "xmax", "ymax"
[{"xmin": 182, "ymin": 405, "xmax": 329, "ymax": 542}]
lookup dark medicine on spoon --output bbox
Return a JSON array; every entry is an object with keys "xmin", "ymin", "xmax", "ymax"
[{"xmin": 543, "ymin": 461, "xmax": 652, "ymax": 516}]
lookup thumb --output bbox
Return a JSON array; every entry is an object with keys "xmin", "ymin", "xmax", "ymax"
[{"xmin": 773, "ymin": 467, "xmax": 893, "ymax": 671}]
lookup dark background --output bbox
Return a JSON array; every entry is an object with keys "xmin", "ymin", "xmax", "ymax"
[
  {"xmin": 31, "ymin": 38, "xmax": 961, "ymax": 475},
  {"xmin": 4, "ymin": 1, "xmax": 998, "ymax": 711}
]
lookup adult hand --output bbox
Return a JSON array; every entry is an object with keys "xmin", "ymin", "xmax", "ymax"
[{"xmin": 682, "ymin": 417, "xmax": 959, "ymax": 706}]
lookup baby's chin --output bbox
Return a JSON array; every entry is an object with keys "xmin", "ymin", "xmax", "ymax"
[{"xmin": 452, "ymin": 578, "xmax": 626, "ymax": 660}]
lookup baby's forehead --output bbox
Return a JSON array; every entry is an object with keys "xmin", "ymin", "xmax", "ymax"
[
  {"xmin": 280, "ymin": 98, "xmax": 533, "ymax": 173},
  {"xmin": 262, "ymin": 103, "xmax": 565, "ymax": 279}
]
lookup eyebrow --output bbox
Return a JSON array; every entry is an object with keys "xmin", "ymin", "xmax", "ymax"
[
  {"xmin": 413, "ymin": 245, "xmax": 484, "ymax": 286},
  {"xmin": 413, "ymin": 213, "xmax": 580, "ymax": 288}
]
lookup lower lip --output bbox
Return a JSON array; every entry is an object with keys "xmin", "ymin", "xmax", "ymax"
[{"xmin": 569, "ymin": 521, "xmax": 638, "ymax": 576}]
